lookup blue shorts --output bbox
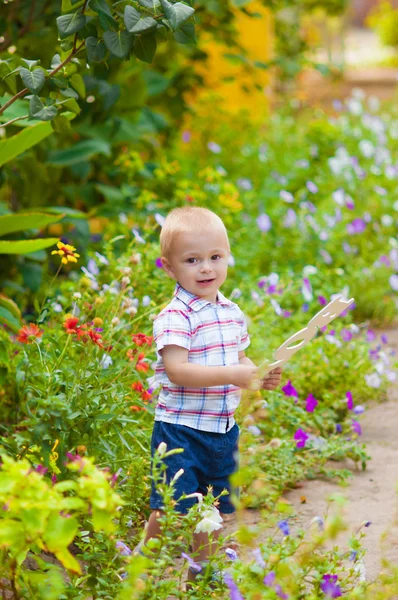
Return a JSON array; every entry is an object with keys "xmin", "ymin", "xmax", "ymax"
[{"xmin": 150, "ymin": 421, "xmax": 239, "ymax": 515}]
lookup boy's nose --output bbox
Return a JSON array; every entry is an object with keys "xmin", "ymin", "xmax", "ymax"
[{"xmin": 200, "ymin": 261, "xmax": 212, "ymax": 272}]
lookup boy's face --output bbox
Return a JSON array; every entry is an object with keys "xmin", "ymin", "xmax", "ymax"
[{"xmin": 162, "ymin": 228, "xmax": 230, "ymax": 303}]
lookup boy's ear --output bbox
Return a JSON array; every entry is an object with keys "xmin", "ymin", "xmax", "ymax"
[{"xmin": 161, "ymin": 257, "xmax": 176, "ymax": 280}]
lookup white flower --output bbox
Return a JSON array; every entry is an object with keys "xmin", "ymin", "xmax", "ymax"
[
  {"xmin": 365, "ymin": 373, "xmax": 381, "ymax": 388},
  {"xmin": 52, "ymin": 302, "xmax": 63, "ymax": 313},
  {"xmin": 303, "ymin": 265, "xmax": 317, "ymax": 276},
  {"xmin": 230, "ymin": 288, "xmax": 242, "ymax": 299},
  {"xmin": 157, "ymin": 442, "xmax": 167, "ymax": 456},
  {"xmin": 270, "ymin": 298, "xmax": 282, "ymax": 315},
  {"xmin": 95, "ymin": 252, "xmax": 109, "ymax": 265},
  {"xmin": 100, "ymin": 354, "xmax": 113, "ymax": 369},
  {"xmin": 359, "ymin": 140, "xmax": 374, "ymax": 158},
  {"xmin": 73, "ymin": 292, "xmax": 82, "ymax": 299},
  {"xmin": 132, "ymin": 228, "xmax": 146, "ymax": 244},
  {"xmin": 142, "ymin": 295, "xmax": 151, "ymax": 307},
  {"xmin": 122, "ymin": 276, "xmax": 131, "ymax": 287},
  {"xmin": 195, "ymin": 506, "xmax": 223, "ymax": 534},
  {"xmin": 155, "ymin": 213, "xmax": 165, "ymax": 227},
  {"xmin": 228, "ymin": 254, "xmax": 235, "ymax": 267},
  {"xmin": 171, "ymin": 468, "xmax": 184, "ymax": 484},
  {"xmin": 381, "ymin": 215, "xmax": 393, "ymax": 227},
  {"xmin": 111, "ymin": 317, "xmax": 120, "ymax": 326},
  {"xmin": 119, "ymin": 213, "xmax": 128, "ymax": 224}
]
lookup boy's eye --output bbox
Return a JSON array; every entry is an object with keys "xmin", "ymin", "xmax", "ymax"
[
  {"xmin": 211, "ymin": 254, "xmax": 221, "ymax": 261},
  {"xmin": 186, "ymin": 258, "xmax": 197, "ymax": 264}
]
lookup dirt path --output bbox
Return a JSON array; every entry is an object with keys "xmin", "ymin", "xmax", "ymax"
[
  {"xmin": 224, "ymin": 327, "xmax": 398, "ymax": 583},
  {"xmin": 285, "ymin": 326, "xmax": 398, "ymax": 582}
]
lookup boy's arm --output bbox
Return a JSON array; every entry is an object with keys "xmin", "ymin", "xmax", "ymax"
[
  {"xmin": 162, "ymin": 345, "xmax": 257, "ymax": 390},
  {"xmin": 239, "ymin": 351, "xmax": 282, "ymax": 390}
]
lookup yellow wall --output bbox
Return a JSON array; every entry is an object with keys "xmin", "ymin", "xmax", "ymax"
[{"xmin": 190, "ymin": 2, "xmax": 273, "ymax": 114}]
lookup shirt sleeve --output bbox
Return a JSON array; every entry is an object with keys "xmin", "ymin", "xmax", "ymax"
[
  {"xmin": 153, "ymin": 309, "xmax": 192, "ymax": 353},
  {"xmin": 238, "ymin": 309, "xmax": 250, "ymax": 351}
]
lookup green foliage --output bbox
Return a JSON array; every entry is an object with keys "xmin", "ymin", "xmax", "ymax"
[{"xmin": 367, "ymin": 1, "xmax": 398, "ymax": 49}]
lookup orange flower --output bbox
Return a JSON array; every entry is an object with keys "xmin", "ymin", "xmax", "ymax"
[
  {"xmin": 131, "ymin": 382, "xmax": 144, "ymax": 392},
  {"xmin": 63, "ymin": 316, "xmax": 79, "ymax": 334},
  {"xmin": 130, "ymin": 405, "xmax": 147, "ymax": 412},
  {"xmin": 141, "ymin": 390, "xmax": 152, "ymax": 402},
  {"xmin": 87, "ymin": 329, "xmax": 103, "ymax": 348},
  {"xmin": 132, "ymin": 333, "xmax": 153, "ymax": 347},
  {"xmin": 136, "ymin": 352, "xmax": 149, "ymax": 372},
  {"xmin": 126, "ymin": 349, "xmax": 136, "ymax": 361},
  {"xmin": 51, "ymin": 242, "xmax": 80, "ymax": 265},
  {"xmin": 17, "ymin": 324, "xmax": 43, "ymax": 344}
]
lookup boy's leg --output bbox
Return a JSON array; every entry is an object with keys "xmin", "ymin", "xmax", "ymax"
[
  {"xmin": 186, "ymin": 527, "xmax": 222, "ymax": 583},
  {"xmin": 144, "ymin": 509, "xmax": 164, "ymax": 545}
]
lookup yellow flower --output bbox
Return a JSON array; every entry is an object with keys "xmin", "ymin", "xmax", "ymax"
[{"xmin": 51, "ymin": 242, "xmax": 80, "ymax": 265}]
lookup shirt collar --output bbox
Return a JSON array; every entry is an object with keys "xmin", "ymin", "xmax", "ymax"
[{"xmin": 174, "ymin": 284, "xmax": 234, "ymax": 312}]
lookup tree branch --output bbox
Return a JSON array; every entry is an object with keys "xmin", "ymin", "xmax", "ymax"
[{"xmin": 1, "ymin": 115, "xmax": 29, "ymax": 128}]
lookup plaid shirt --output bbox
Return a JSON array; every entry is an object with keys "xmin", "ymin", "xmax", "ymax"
[{"xmin": 153, "ymin": 284, "xmax": 250, "ymax": 433}]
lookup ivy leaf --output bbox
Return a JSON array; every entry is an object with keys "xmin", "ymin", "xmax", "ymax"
[
  {"xmin": 160, "ymin": 0, "xmax": 194, "ymax": 30},
  {"xmin": 138, "ymin": 0, "xmax": 161, "ymax": 9},
  {"xmin": 89, "ymin": 0, "xmax": 118, "ymax": 30},
  {"xmin": 56, "ymin": 12, "xmax": 87, "ymax": 39},
  {"xmin": 21, "ymin": 59, "xmax": 40, "ymax": 69},
  {"xmin": 19, "ymin": 68, "xmax": 46, "ymax": 94},
  {"xmin": 134, "ymin": 32, "xmax": 157, "ymax": 63},
  {"xmin": 29, "ymin": 96, "xmax": 58, "ymax": 121},
  {"xmin": 86, "ymin": 37, "xmax": 107, "ymax": 63},
  {"xmin": 124, "ymin": 6, "xmax": 157, "ymax": 33},
  {"xmin": 70, "ymin": 74, "xmax": 86, "ymax": 98},
  {"xmin": 173, "ymin": 22, "xmax": 195, "ymax": 43},
  {"xmin": 103, "ymin": 30, "xmax": 132, "ymax": 59}
]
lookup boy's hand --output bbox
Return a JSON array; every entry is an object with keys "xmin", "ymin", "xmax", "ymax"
[
  {"xmin": 230, "ymin": 365, "xmax": 258, "ymax": 389},
  {"xmin": 261, "ymin": 367, "xmax": 282, "ymax": 390}
]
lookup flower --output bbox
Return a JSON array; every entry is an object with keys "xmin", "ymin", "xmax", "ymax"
[
  {"xmin": 225, "ymin": 547, "xmax": 238, "ymax": 561},
  {"xmin": 389, "ymin": 274, "xmax": 398, "ymax": 292},
  {"xmin": 63, "ymin": 316, "xmax": 79, "ymax": 334},
  {"xmin": 341, "ymin": 328, "xmax": 353, "ymax": 342},
  {"xmin": 365, "ymin": 372, "xmax": 381, "ymax": 388},
  {"xmin": 131, "ymin": 381, "xmax": 144, "ymax": 392},
  {"xmin": 264, "ymin": 572, "xmax": 276, "ymax": 586},
  {"xmin": 352, "ymin": 420, "xmax": 362, "ymax": 436},
  {"xmin": 306, "ymin": 181, "xmax": 318, "ymax": 193},
  {"xmin": 280, "ymin": 190, "xmax": 294, "ymax": 203},
  {"xmin": 335, "ymin": 423, "xmax": 342, "ymax": 433},
  {"xmin": 132, "ymin": 333, "xmax": 153, "ymax": 347},
  {"xmin": 207, "ymin": 141, "xmax": 221, "ymax": 154},
  {"xmin": 51, "ymin": 241, "xmax": 80, "ymax": 265},
  {"xmin": 347, "ymin": 218, "xmax": 366, "ymax": 235},
  {"xmin": 320, "ymin": 574, "xmax": 342, "ymax": 598},
  {"xmin": 17, "ymin": 323, "xmax": 43, "ymax": 344},
  {"xmin": 353, "ymin": 405, "xmax": 365, "ymax": 415},
  {"xmin": 301, "ymin": 277, "xmax": 313, "ymax": 301},
  {"xmin": 294, "ymin": 428, "xmax": 308, "ymax": 448},
  {"xmin": 223, "ymin": 573, "xmax": 244, "ymax": 600},
  {"xmin": 195, "ymin": 506, "xmax": 223, "ymax": 534},
  {"xmin": 141, "ymin": 389, "xmax": 152, "ymax": 402},
  {"xmin": 278, "ymin": 520, "xmax": 290, "ymax": 536},
  {"xmin": 346, "ymin": 391, "xmax": 353, "ymax": 410},
  {"xmin": 305, "ymin": 393, "xmax": 318, "ymax": 413},
  {"xmin": 257, "ymin": 213, "xmax": 272, "ymax": 232},
  {"xmin": 282, "ymin": 380, "xmax": 298, "ymax": 398},
  {"xmin": 100, "ymin": 354, "xmax": 113, "ymax": 369},
  {"xmin": 275, "ymin": 585, "xmax": 288, "ymax": 599},
  {"xmin": 116, "ymin": 540, "xmax": 132, "ymax": 556},
  {"xmin": 155, "ymin": 257, "xmax": 163, "ymax": 268},
  {"xmin": 136, "ymin": 353, "xmax": 149, "ymax": 372},
  {"xmin": 181, "ymin": 552, "xmax": 202, "ymax": 573}
]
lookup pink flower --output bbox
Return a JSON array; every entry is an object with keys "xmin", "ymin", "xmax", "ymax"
[
  {"xmin": 282, "ymin": 380, "xmax": 298, "ymax": 398},
  {"xmin": 346, "ymin": 391, "xmax": 353, "ymax": 410},
  {"xmin": 294, "ymin": 428, "xmax": 309, "ymax": 448},
  {"xmin": 305, "ymin": 393, "xmax": 318, "ymax": 413}
]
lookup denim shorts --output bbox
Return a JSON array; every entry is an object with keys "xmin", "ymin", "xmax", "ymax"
[{"xmin": 150, "ymin": 421, "xmax": 239, "ymax": 515}]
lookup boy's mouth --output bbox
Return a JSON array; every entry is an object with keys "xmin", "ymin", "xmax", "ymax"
[{"xmin": 197, "ymin": 278, "xmax": 215, "ymax": 285}]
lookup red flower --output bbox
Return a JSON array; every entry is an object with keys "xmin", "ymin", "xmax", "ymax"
[
  {"xmin": 136, "ymin": 352, "xmax": 149, "ymax": 372},
  {"xmin": 131, "ymin": 382, "xmax": 144, "ymax": 392},
  {"xmin": 126, "ymin": 349, "xmax": 136, "ymax": 361},
  {"xmin": 141, "ymin": 390, "xmax": 152, "ymax": 402},
  {"xmin": 17, "ymin": 324, "xmax": 43, "ymax": 344},
  {"xmin": 132, "ymin": 333, "xmax": 153, "ymax": 347},
  {"xmin": 63, "ymin": 316, "xmax": 79, "ymax": 334},
  {"xmin": 87, "ymin": 328, "xmax": 103, "ymax": 348}
]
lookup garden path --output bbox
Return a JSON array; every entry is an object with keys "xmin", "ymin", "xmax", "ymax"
[{"xmin": 224, "ymin": 326, "xmax": 398, "ymax": 585}]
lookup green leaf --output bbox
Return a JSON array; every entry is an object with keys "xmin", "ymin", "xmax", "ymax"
[
  {"xmin": 47, "ymin": 139, "xmax": 111, "ymax": 166},
  {"xmin": 29, "ymin": 96, "xmax": 57, "ymax": 121},
  {"xmin": 0, "ymin": 294, "xmax": 21, "ymax": 321},
  {"xmin": 56, "ymin": 13, "xmax": 87, "ymax": 39},
  {"xmin": 19, "ymin": 68, "xmax": 46, "ymax": 94},
  {"xmin": 160, "ymin": 0, "xmax": 194, "ymax": 30},
  {"xmin": 103, "ymin": 30, "xmax": 132, "ymax": 59},
  {"xmin": 134, "ymin": 32, "xmax": 157, "ymax": 63},
  {"xmin": 59, "ymin": 98, "xmax": 81, "ymax": 114},
  {"xmin": 0, "ymin": 239, "xmax": 59, "ymax": 254},
  {"xmin": 139, "ymin": 0, "xmax": 161, "ymax": 9},
  {"xmin": 0, "ymin": 121, "xmax": 53, "ymax": 167},
  {"xmin": 51, "ymin": 115, "xmax": 72, "ymax": 134},
  {"xmin": 62, "ymin": 0, "xmax": 85, "ymax": 10},
  {"xmin": 89, "ymin": 0, "xmax": 118, "ymax": 30},
  {"xmin": 21, "ymin": 59, "xmax": 40, "ymax": 69},
  {"xmin": 124, "ymin": 6, "xmax": 157, "ymax": 33},
  {"xmin": 70, "ymin": 74, "xmax": 85, "ymax": 98},
  {"xmin": 0, "ymin": 306, "xmax": 21, "ymax": 334},
  {"xmin": 43, "ymin": 515, "xmax": 79, "ymax": 553},
  {"xmin": 86, "ymin": 37, "xmax": 107, "ymax": 63},
  {"xmin": 0, "ymin": 212, "xmax": 63, "ymax": 236},
  {"xmin": 55, "ymin": 547, "xmax": 81, "ymax": 573},
  {"xmin": 173, "ymin": 21, "xmax": 195, "ymax": 43}
]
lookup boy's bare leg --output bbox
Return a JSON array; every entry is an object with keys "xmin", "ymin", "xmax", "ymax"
[
  {"xmin": 186, "ymin": 524, "xmax": 222, "ymax": 583},
  {"xmin": 142, "ymin": 509, "xmax": 164, "ymax": 549}
]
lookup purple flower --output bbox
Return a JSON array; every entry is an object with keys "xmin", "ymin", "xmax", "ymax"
[
  {"xmin": 155, "ymin": 257, "xmax": 163, "ymax": 268},
  {"xmin": 275, "ymin": 584, "xmax": 289, "ymax": 599},
  {"xmin": 284, "ymin": 208, "xmax": 297, "ymax": 228},
  {"xmin": 223, "ymin": 573, "xmax": 244, "ymax": 600},
  {"xmin": 353, "ymin": 405, "xmax": 365, "ymax": 415},
  {"xmin": 389, "ymin": 274, "xmax": 398, "ymax": 292},
  {"xmin": 320, "ymin": 574, "xmax": 342, "ymax": 598},
  {"xmin": 182, "ymin": 130, "xmax": 191, "ymax": 143},
  {"xmin": 379, "ymin": 255, "xmax": 391, "ymax": 267},
  {"xmin": 294, "ymin": 429, "xmax": 309, "ymax": 448},
  {"xmin": 278, "ymin": 520, "xmax": 290, "ymax": 536},
  {"xmin": 282, "ymin": 310, "xmax": 292, "ymax": 318},
  {"xmin": 348, "ymin": 550, "xmax": 357, "ymax": 561},
  {"xmin": 364, "ymin": 520, "xmax": 372, "ymax": 527},
  {"xmin": 306, "ymin": 181, "xmax": 318, "ymax": 193},
  {"xmin": 305, "ymin": 393, "xmax": 318, "ymax": 413},
  {"xmin": 366, "ymin": 329, "xmax": 376, "ymax": 342},
  {"xmin": 207, "ymin": 141, "xmax": 221, "ymax": 154},
  {"xmin": 352, "ymin": 420, "xmax": 362, "ymax": 436},
  {"xmin": 225, "ymin": 547, "xmax": 238, "ymax": 561},
  {"xmin": 264, "ymin": 572, "xmax": 276, "ymax": 586},
  {"xmin": 257, "ymin": 213, "xmax": 272, "ymax": 232},
  {"xmin": 318, "ymin": 295, "xmax": 327, "ymax": 306},
  {"xmin": 253, "ymin": 548, "xmax": 266, "ymax": 568},
  {"xmin": 237, "ymin": 178, "xmax": 253, "ymax": 191},
  {"xmin": 116, "ymin": 541, "xmax": 132, "ymax": 556},
  {"xmin": 345, "ymin": 196, "xmax": 355, "ymax": 210},
  {"xmin": 282, "ymin": 380, "xmax": 298, "ymax": 398},
  {"xmin": 280, "ymin": 190, "xmax": 294, "ymax": 203},
  {"xmin": 181, "ymin": 552, "xmax": 202, "ymax": 573},
  {"xmin": 341, "ymin": 328, "xmax": 353, "ymax": 342},
  {"xmin": 346, "ymin": 391, "xmax": 353, "ymax": 410},
  {"xmin": 381, "ymin": 334, "xmax": 388, "ymax": 344},
  {"xmin": 302, "ymin": 303, "xmax": 309, "ymax": 312},
  {"xmin": 347, "ymin": 218, "xmax": 366, "ymax": 235},
  {"xmin": 336, "ymin": 423, "xmax": 342, "ymax": 434}
]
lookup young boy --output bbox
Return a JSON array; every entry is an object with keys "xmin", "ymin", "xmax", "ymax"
[{"xmin": 142, "ymin": 207, "xmax": 282, "ymax": 579}]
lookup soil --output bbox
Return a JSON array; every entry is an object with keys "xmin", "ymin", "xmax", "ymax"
[{"xmin": 224, "ymin": 326, "xmax": 398, "ymax": 585}]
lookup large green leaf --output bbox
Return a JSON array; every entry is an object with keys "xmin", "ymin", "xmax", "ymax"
[
  {"xmin": 89, "ymin": 0, "xmax": 117, "ymax": 30},
  {"xmin": 160, "ymin": 0, "xmax": 194, "ymax": 30},
  {"xmin": 174, "ymin": 21, "xmax": 196, "ymax": 43},
  {"xmin": 19, "ymin": 68, "xmax": 46, "ymax": 94},
  {"xmin": 0, "ymin": 212, "xmax": 64, "ymax": 236},
  {"xmin": 0, "ymin": 306, "xmax": 21, "ymax": 334},
  {"xmin": 0, "ymin": 239, "xmax": 59, "ymax": 254},
  {"xmin": 124, "ymin": 6, "xmax": 157, "ymax": 33},
  {"xmin": 103, "ymin": 30, "xmax": 132, "ymax": 59},
  {"xmin": 47, "ymin": 139, "xmax": 111, "ymax": 166},
  {"xmin": 134, "ymin": 32, "xmax": 157, "ymax": 63},
  {"xmin": 56, "ymin": 13, "xmax": 87, "ymax": 39},
  {"xmin": 0, "ymin": 294, "xmax": 21, "ymax": 321},
  {"xmin": 86, "ymin": 37, "xmax": 107, "ymax": 63},
  {"xmin": 29, "ymin": 96, "xmax": 58, "ymax": 121},
  {"xmin": 0, "ymin": 121, "xmax": 52, "ymax": 167}
]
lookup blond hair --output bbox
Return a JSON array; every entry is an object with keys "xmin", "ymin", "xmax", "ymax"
[{"xmin": 160, "ymin": 207, "xmax": 230, "ymax": 259}]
